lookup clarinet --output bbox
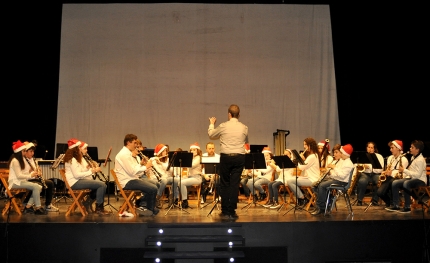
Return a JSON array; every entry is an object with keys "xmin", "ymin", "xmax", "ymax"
[
  {"xmin": 137, "ymin": 150, "xmax": 162, "ymax": 182},
  {"xmin": 25, "ymin": 158, "xmax": 48, "ymax": 189},
  {"xmin": 83, "ymin": 154, "xmax": 108, "ymax": 181},
  {"xmin": 312, "ymin": 159, "xmax": 339, "ymax": 188}
]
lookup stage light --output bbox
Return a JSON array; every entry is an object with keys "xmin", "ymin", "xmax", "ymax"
[
  {"xmin": 158, "ymin": 229, "xmax": 164, "ymax": 234},
  {"xmin": 228, "ymin": 241, "xmax": 233, "ymax": 246},
  {"xmin": 155, "ymin": 258, "xmax": 160, "ymax": 262},
  {"xmin": 156, "ymin": 241, "xmax": 162, "ymax": 246},
  {"xmin": 227, "ymin": 228, "xmax": 232, "ymax": 233},
  {"xmin": 230, "ymin": 257, "xmax": 235, "ymax": 262}
]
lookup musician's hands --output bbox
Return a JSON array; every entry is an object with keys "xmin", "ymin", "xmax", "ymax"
[
  {"xmin": 399, "ymin": 166, "xmax": 404, "ymax": 173},
  {"xmin": 145, "ymin": 159, "xmax": 153, "ymax": 169},
  {"xmin": 209, "ymin": 117, "xmax": 216, "ymax": 125}
]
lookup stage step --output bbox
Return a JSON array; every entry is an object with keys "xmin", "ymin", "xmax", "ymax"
[
  {"xmin": 145, "ymin": 234, "xmax": 245, "ymax": 246},
  {"xmin": 144, "ymin": 251, "xmax": 245, "ymax": 259}
]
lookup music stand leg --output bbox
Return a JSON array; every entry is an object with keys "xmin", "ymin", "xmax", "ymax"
[
  {"xmin": 165, "ymin": 166, "xmax": 189, "ymax": 215},
  {"xmin": 206, "ymin": 173, "xmax": 221, "ymax": 216},
  {"xmin": 104, "ymin": 161, "xmax": 117, "ymax": 212}
]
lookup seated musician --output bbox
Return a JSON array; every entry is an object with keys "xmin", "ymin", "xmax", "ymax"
[
  {"xmin": 114, "ymin": 134, "xmax": 159, "ymax": 216},
  {"xmin": 377, "ymin": 140, "xmax": 408, "ymax": 208},
  {"xmin": 355, "ymin": 141, "xmax": 384, "ymax": 206},
  {"xmin": 63, "ymin": 139, "xmax": 111, "ymax": 215},
  {"xmin": 177, "ymin": 142, "xmax": 203, "ymax": 208},
  {"xmin": 318, "ymin": 140, "xmax": 333, "ymax": 175},
  {"xmin": 246, "ymin": 147, "xmax": 280, "ymax": 202},
  {"xmin": 311, "ymin": 144, "xmax": 354, "ymax": 215},
  {"xmin": 151, "ymin": 143, "xmax": 173, "ymax": 208},
  {"xmin": 264, "ymin": 149, "xmax": 294, "ymax": 209},
  {"xmin": 201, "ymin": 142, "xmax": 220, "ymax": 204},
  {"xmin": 286, "ymin": 137, "xmax": 320, "ymax": 206},
  {"xmin": 8, "ymin": 140, "xmax": 47, "ymax": 215},
  {"xmin": 22, "ymin": 142, "xmax": 59, "ymax": 212},
  {"xmin": 387, "ymin": 140, "xmax": 427, "ymax": 213}
]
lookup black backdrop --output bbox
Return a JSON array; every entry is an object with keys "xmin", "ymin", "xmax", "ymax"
[{"xmin": 2, "ymin": 1, "xmax": 428, "ymax": 161}]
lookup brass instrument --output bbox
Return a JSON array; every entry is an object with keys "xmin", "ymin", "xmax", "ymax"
[
  {"xmin": 394, "ymin": 152, "xmax": 409, "ymax": 179},
  {"xmin": 347, "ymin": 164, "xmax": 363, "ymax": 196},
  {"xmin": 137, "ymin": 149, "xmax": 162, "ymax": 182},
  {"xmin": 25, "ymin": 157, "xmax": 47, "ymax": 189},
  {"xmin": 377, "ymin": 154, "xmax": 400, "ymax": 187},
  {"xmin": 83, "ymin": 153, "xmax": 108, "ymax": 181}
]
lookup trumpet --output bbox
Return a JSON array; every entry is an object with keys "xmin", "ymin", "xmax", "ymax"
[{"xmin": 83, "ymin": 153, "xmax": 108, "ymax": 181}]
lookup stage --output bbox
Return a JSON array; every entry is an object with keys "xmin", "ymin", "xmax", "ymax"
[{"xmin": 1, "ymin": 192, "xmax": 428, "ymax": 263}]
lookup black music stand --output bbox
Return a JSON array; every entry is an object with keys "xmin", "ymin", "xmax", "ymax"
[
  {"xmin": 284, "ymin": 149, "xmax": 310, "ymax": 215},
  {"xmin": 242, "ymin": 153, "xmax": 266, "ymax": 211},
  {"xmin": 103, "ymin": 147, "xmax": 116, "ymax": 211},
  {"xmin": 165, "ymin": 151, "xmax": 192, "ymax": 215},
  {"xmin": 200, "ymin": 156, "xmax": 221, "ymax": 215},
  {"xmin": 356, "ymin": 152, "xmax": 383, "ymax": 212},
  {"xmin": 272, "ymin": 155, "xmax": 296, "ymax": 212}
]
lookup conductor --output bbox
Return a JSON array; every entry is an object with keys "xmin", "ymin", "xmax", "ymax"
[{"xmin": 208, "ymin": 104, "xmax": 249, "ymax": 220}]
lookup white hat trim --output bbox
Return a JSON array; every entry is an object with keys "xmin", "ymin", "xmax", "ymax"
[
  {"xmin": 340, "ymin": 147, "xmax": 350, "ymax": 156},
  {"xmin": 155, "ymin": 145, "xmax": 167, "ymax": 156},
  {"xmin": 14, "ymin": 145, "xmax": 26, "ymax": 153},
  {"xmin": 69, "ymin": 141, "xmax": 81, "ymax": 149},
  {"xmin": 392, "ymin": 141, "xmax": 402, "ymax": 150}
]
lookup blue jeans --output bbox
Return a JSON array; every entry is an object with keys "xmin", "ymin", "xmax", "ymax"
[
  {"xmin": 72, "ymin": 179, "xmax": 107, "ymax": 206},
  {"xmin": 268, "ymin": 181, "xmax": 283, "ymax": 202},
  {"xmin": 124, "ymin": 179, "xmax": 158, "ymax": 211},
  {"xmin": 357, "ymin": 172, "xmax": 380, "ymax": 202},
  {"xmin": 12, "ymin": 181, "xmax": 42, "ymax": 207},
  {"xmin": 314, "ymin": 179, "xmax": 346, "ymax": 210},
  {"xmin": 392, "ymin": 178, "xmax": 425, "ymax": 207}
]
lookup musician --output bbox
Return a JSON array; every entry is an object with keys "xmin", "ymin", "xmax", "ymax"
[
  {"xmin": 135, "ymin": 139, "xmax": 160, "ymax": 188},
  {"xmin": 355, "ymin": 141, "xmax": 384, "ymax": 206},
  {"xmin": 201, "ymin": 142, "xmax": 220, "ymax": 204},
  {"xmin": 151, "ymin": 143, "xmax": 174, "ymax": 208},
  {"xmin": 114, "ymin": 134, "xmax": 159, "ymax": 216},
  {"xmin": 377, "ymin": 140, "xmax": 409, "ymax": 208},
  {"xmin": 7, "ymin": 140, "xmax": 47, "ymax": 215},
  {"xmin": 311, "ymin": 144, "xmax": 354, "ymax": 215},
  {"xmin": 264, "ymin": 149, "xmax": 294, "ymax": 209},
  {"xmin": 387, "ymin": 140, "xmax": 427, "ymax": 213},
  {"xmin": 177, "ymin": 142, "xmax": 203, "ymax": 208},
  {"xmin": 246, "ymin": 147, "xmax": 280, "ymax": 203},
  {"xmin": 286, "ymin": 137, "xmax": 320, "ymax": 206},
  {"xmin": 208, "ymin": 104, "xmax": 248, "ymax": 220},
  {"xmin": 22, "ymin": 142, "xmax": 59, "ymax": 212},
  {"xmin": 63, "ymin": 139, "xmax": 110, "ymax": 215},
  {"xmin": 318, "ymin": 140, "xmax": 333, "ymax": 173}
]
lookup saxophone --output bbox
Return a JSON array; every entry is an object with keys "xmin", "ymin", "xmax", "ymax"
[
  {"xmin": 347, "ymin": 163, "xmax": 365, "ymax": 196},
  {"xmin": 378, "ymin": 155, "xmax": 396, "ymax": 187},
  {"xmin": 394, "ymin": 152, "xmax": 408, "ymax": 179}
]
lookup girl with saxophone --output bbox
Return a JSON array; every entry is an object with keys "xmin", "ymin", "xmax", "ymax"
[
  {"xmin": 22, "ymin": 142, "xmax": 59, "ymax": 212},
  {"xmin": 317, "ymin": 140, "xmax": 333, "ymax": 175},
  {"xmin": 311, "ymin": 144, "xmax": 354, "ymax": 215},
  {"xmin": 376, "ymin": 140, "xmax": 409, "ymax": 208},
  {"xmin": 8, "ymin": 140, "xmax": 47, "ymax": 215},
  {"xmin": 387, "ymin": 140, "xmax": 427, "ymax": 213},
  {"xmin": 286, "ymin": 137, "xmax": 320, "ymax": 207},
  {"xmin": 63, "ymin": 139, "xmax": 111, "ymax": 215},
  {"xmin": 355, "ymin": 141, "xmax": 385, "ymax": 206}
]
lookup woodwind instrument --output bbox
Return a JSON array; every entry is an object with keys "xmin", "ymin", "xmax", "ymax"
[
  {"xmin": 377, "ymin": 154, "xmax": 397, "ymax": 187},
  {"xmin": 394, "ymin": 152, "xmax": 408, "ymax": 179},
  {"xmin": 83, "ymin": 153, "xmax": 108, "ymax": 181},
  {"xmin": 313, "ymin": 159, "xmax": 339, "ymax": 187},
  {"xmin": 137, "ymin": 149, "xmax": 162, "ymax": 182},
  {"xmin": 25, "ymin": 157, "xmax": 48, "ymax": 189},
  {"xmin": 347, "ymin": 163, "xmax": 365, "ymax": 196}
]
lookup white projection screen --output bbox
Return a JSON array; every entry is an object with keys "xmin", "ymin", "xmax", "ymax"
[{"xmin": 56, "ymin": 3, "xmax": 340, "ymax": 158}]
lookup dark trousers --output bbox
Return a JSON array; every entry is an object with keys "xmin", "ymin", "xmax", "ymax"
[
  {"xmin": 376, "ymin": 177, "xmax": 395, "ymax": 206},
  {"xmin": 125, "ymin": 179, "xmax": 158, "ymax": 212},
  {"xmin": 219, "ymin": 154, "xmax": 245, "ymax": 215}
]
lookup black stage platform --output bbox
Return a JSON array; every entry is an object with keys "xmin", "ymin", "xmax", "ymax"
[{"xmin": 1, "ymin": 192, "xmax": 429, "ymax": 263}]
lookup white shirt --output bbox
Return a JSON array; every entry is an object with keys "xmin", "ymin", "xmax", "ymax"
[{"xmin": 114, "ymin": 146, "xmax": 148, "ymax": 188}]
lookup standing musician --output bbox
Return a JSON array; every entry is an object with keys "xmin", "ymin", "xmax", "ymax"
[
  {"xmin": 311, "ymin": 144, "xmax": 354, "ymax": 215},
  {"xmin": 387, "ymin": 140, "xmax": 427, "ymax": 213},
  {"xmin": 22, "ymin": 142, "xmax": 59, "ymax": 212},
  {"xmin": 63, "ymin": 139, "xmax": 111, "ymax": 215},
  {"xmin": 246, "ymin": 147, "xmax": 280, "ymax": 203},
  {"xmin": 177, "ymin": 142, "xmax": 203, "ymax": 208},
  {"xmin": 377, "ymin": 140, "xmax": 409, "ymax": 208},
  {"xmin": 8, "ymin": 140, "xmax": 47, "ymax": 215},
  {"xmin": 114, "ymin": 134, "xmax": 159, "ymax": 216},
  {"xmin": 355, "ymin": 141, "xmax": 384, "ymax": 206},
  {"xmin": 286, "ymin": 137, "xmax": 320, "ymax": 207},
  {"xmin": 264, "ymin": 149, "xmax": 294, "ymax": 209}
]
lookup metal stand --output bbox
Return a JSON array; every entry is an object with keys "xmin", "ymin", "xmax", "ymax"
[
  {"xmin": 165, "ymin": 152, "xmax": 192, "ymax": 215},
  {"xmin": 103, "ymin": 158, "xmax": 117, "ymax": 212},
  {"xmin": 272, "ymin": 155, "xmax": 296, "ymax": 212},
  {"xmin": 206, "ymin": 171, "xmax": 221, "ymax": 216},
  {"xmin": 242, "ymin": 153, "xmax": 266, "ymax": 212}
]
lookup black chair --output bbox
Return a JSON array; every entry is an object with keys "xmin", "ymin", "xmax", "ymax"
[{"xmin": 324, "ymin": 168, "xmax": 355, "ymax": 216}]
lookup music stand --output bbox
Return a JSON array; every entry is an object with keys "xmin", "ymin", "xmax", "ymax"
[
  {"xmin": 355, "ymin": 152, "xmax": 383, "ymax": 212},
  {"xmin": 165, "ymin": 151, "xmax": 192, "ymax": 215},
  {"xmin": 284, "ymin": 149, "xmax": 310, "ymax": 215},
  {"xmin": 242, "ymin": 153, "xmax": 266, "ymax": 211},
  {"xmin": 200, "ymin": 156, "xmax": 221, "ymax": 215},
  {"xmin": 272, "ymin": 155, "xmax": 296, "ymax": 212},
  {"xmin": 102, "ymin": 147, "xmax": 116, "ymax": 211}
]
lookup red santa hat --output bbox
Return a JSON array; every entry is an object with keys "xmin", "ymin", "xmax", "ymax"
[
  {"xmin": 244, "ymin": 143, "xmax": 250, "ymax": 153},
  {"xmin": 190, "ymin": 142, "xmax": 200, "ymax": 150},
  {"xmin": 262, "ymin": 147, "xmax": 272, "ymax": 154},
  {"xmin": 154, "ymin": 144, "xmax": 167, "ymax": 156},
  {"xmin": 340, "ymin": 144, "xmax": 353, "ymax": 157},
  {"xmin": 80, "ymin": 141, "xmax": 88, "ymax": 149},
  {"xmin": 12, "ymin": 140, "xmax": 26, "ymax": 153},
  {"xmin": 318, "ymin": 140, "xmax": 330, "ymax": 152},
  {"xmin": 392, "ymin": 140, "xmax": 403, "ymax": 151},
  {"xmin": 68, "ymin": 138, "xmax": 81, "ymax": 149}
]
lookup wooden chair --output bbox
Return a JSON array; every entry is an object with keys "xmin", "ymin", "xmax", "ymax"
[
  {"xmin": 59, "ymin": 168, "xmax": 91, "ymax": 216},
  {"xmin": 1, "ymin": 169, "xmax": 30, "ymax": 216},
  {"xmin": 279, "ymin": 184, "xmax": 296, "ymax": 205},
  {"xmin": 110, "ymin": 169, "xmax": 141, "ymax": 217},
  {"xmin": 187, "ymin": 184, "xmax": 201, "ymax": 208},
  {"xmin": 299, "ymin": 186, "xmax": 317, "ymax": 211},
  {"xmin": 411, "ymin": 166, "xmax": 430, "ymax": 212}
]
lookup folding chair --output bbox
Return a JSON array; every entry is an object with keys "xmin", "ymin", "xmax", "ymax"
[
  {"xmin": 324, "ymin": 168, "xmax": 355, "ymax": 216},
  {"xmin": 110, "ymin": 169, "xmax": 141, "ymax": 217},
  {"xmin": 1, "ymin": 169, "xmax": 30, "ymax": 216},
  {"xmin": 299, "ymin": 186, "xmax": 316, "ymax": 211},
  {"xmin": 59, "ymin": 169, "xmax": 91, "ymax": 216}
]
